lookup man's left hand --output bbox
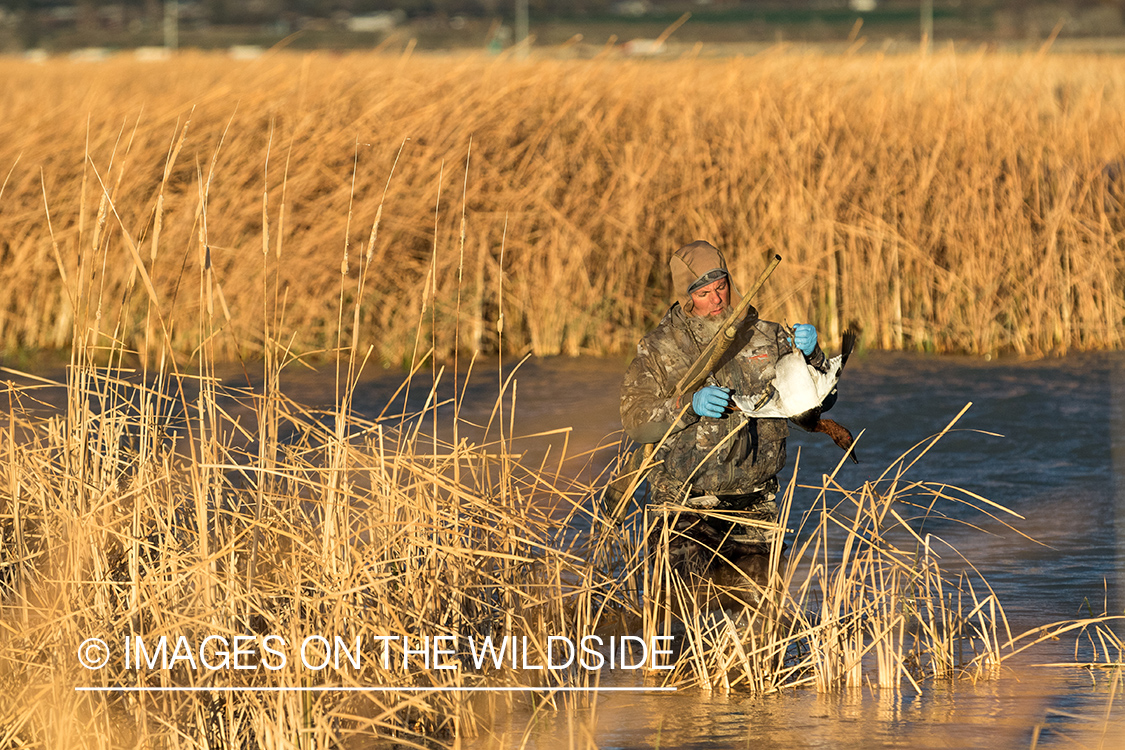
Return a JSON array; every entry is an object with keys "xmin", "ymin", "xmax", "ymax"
[{"xmin": 792, "ymin": 324, "xmax": 817, "ymax": 356}]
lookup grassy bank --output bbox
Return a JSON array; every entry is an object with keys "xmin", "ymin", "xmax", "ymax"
[{"xmin": 1, "ymin": 48, "xmax": 1123, "ymax": 367}]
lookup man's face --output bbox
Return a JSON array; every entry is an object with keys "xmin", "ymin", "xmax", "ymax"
[{"xmin": 689, "ymin": 276, "xmax": 729, "ymax": 318}]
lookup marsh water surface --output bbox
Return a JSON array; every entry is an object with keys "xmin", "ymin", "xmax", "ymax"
[
  {"xmin": 6, "ymin": 350, "xmax": 1121, "ymax": 748},
  {"xmin": 273, "ymin": 350, "xmax": 1124, "ymax": 749}
]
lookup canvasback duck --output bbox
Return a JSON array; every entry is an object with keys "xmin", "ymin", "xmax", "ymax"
[{"xmin": 733, "ymin": 329, "xmax": 859, "ymax": 463}]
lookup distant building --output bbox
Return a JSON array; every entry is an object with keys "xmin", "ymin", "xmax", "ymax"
[
  {"xmin": 345, "ymin": 11, "xmax": 405, "ymax": 34},
  {"xmin": 612, "ymin": 1, "xmax": 652, "ymax": 18},
  {"xmin": 622, "ymin": 37, "xmax": 663, "ymax": 55}
]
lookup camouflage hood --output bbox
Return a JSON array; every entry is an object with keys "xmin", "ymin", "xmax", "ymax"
[{"xmin": 669, "ymin": 241, "xmax": 744, "ymax": 315}]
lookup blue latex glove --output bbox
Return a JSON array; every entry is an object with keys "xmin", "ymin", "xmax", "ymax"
[
  {"xmin": 691, "ymin": 385, "xmax": 732, "ymax": 419},
  {"xmin": 791, "ymin": 324, "xmax": 818, "ymax": 356}
]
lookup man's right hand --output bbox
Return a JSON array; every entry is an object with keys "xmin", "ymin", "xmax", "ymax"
[{"xmin": 691, "ymin": 385, "xmax": 732, "ymax": 419}]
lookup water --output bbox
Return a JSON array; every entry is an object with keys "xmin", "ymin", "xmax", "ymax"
[
  {"xmin": 5, "ymin": 351, "xmax": 1122, "ymax": 748},
  {"xmin": 389, "ymin": 350, "xmax": 1123, "ymax": 750},
  {"xmin": 792, "ymin": 352, "xmax": 1122, "ymax": 635},
  {"xmin": 333, "ymin": 351, "xmax": 1121, "ymax": 634}
]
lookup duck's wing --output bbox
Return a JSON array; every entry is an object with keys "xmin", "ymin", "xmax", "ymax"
[
  {"xmin": 840, "ymin": 329, "xmax": 857, "ymax": 369},
  {"xmin": 809, "ymin": 358, "xmax": 843, "ymax": 403},
  {"xmin": 810, "ymin": 329, "xmax": 859, "ymax": 404},
  {"xmin": 731, "ymin": 392, "xmax": 791, "ymax": 419}
]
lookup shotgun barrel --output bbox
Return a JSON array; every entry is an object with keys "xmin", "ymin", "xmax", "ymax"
[{"xmin": 673, "ymin": 253, "xmax": 782, "ymax": 399}]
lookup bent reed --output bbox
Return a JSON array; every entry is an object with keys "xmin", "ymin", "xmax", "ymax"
[{"xmin": 1, "ymin": 48, "xmax": 1124, "ymax": 362}]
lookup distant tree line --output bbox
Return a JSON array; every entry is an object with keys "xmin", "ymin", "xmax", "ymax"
[
  {"xmin": 2, "ymin": 0, "xmax": 1090, "ymax": 20},
  {"xmin": 2, "ymin": 0, "xmax": 1123, "ymax": 29}
]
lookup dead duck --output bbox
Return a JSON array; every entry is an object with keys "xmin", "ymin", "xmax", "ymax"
[{"xmin": 733, "ymin": 329, "xmax": 859, "ymax": 463}]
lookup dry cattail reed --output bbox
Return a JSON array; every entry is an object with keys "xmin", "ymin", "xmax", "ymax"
[{"xmin": 1, "ymin": 49, "xmax": 1124, "ymax": 362}]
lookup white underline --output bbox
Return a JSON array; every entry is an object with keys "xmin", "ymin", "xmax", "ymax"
[{"xmin": 76, "ymin": 686, "xmax": 676, "ymax": 693}]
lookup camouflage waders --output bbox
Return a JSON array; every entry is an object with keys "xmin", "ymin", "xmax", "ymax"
[{"xmin": 647, "ymin": 475, "xmax": 781, "ymax": 576}]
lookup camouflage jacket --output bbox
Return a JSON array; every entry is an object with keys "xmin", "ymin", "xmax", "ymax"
[{"xmin": 620, "ymin": 303, "xmax": 828, "ymax": 501}]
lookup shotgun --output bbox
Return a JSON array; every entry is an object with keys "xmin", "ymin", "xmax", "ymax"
[{"xmin": 673, "ymin": 253, "xmax": 782, "ymax": 399}]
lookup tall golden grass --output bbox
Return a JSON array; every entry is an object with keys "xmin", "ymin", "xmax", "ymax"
[
  {"xmin": 1, "ymin": 48, "xmax": 1124, "ymax": 363},
  {"xmin": 3, "ymin": 337, "xmax": 1114, "ymax": 748}
]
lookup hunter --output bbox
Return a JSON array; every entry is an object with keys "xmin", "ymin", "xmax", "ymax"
[{"xmin": 620, "ymin": 240, "xmax": 829, "ymax": 577}]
